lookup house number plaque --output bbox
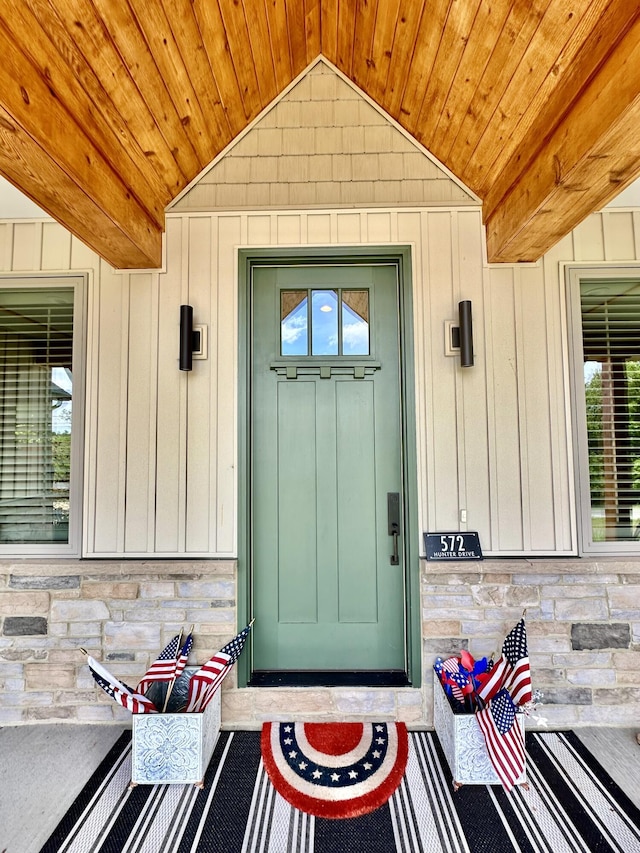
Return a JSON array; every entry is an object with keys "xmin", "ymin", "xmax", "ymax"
[{"xmin": 424, "ymin": 531, "xmax": 483, "ymax": 561}]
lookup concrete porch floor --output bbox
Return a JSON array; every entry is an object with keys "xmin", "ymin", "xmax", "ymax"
[{"xmin": 1, "ymin": 725, "xmax": 639, "ymax": 853}]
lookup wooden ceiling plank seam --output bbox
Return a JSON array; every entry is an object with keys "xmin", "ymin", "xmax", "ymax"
[
  {"xmin": 126, "ymin": 0, "xmax": 224, "ymax": 168},
  {"xmin": 5, "ymin": 0, "xmax": 168, "ymax": 226},
  {"xmin": 157, "ymin": 0, "xmax": 234, "ymax": 144},
  {"xmin": 413, "ymin": 0, "xmax": 484, "ymax": 154},
  {"xmin": 398, "ymin": 0, "xmax": 453, "ymax": 137},
  {"xmin": 192, "ymin": 0, "xmax": 250, "ymax": 137},
  {"xmin": 482, "ymin": 0, "xmax": 639, "ymax": 210},
  {"xmin": 240, "ymin": 0, "xmax": 279, "ymax": 106},
  {"xmin": 283, "ymin": 0, "xmax": 310, "ymax": 75},
  {"xmin": 382, "ymin": 0, "xmax": 427, "ymax": 119},
  {"xmin": 335, "ymin": 0, "xmax": 359, "ymax": 79},
  {"xmin": 320, "ymin": 0, "xmax": 339, "ymax": 62},
  {"xmin": 0, "ymin": 13, "xmax": 161, "ymax": 257},
  {"xmin": 86, "ymin": 0, "xmax": 201, "ymax": 179},
  {"xmin": 486, "ymin": 21, "xmax": 640, "ymax": 263},
  {"xmin": 467, "ymin": 0, "xmax": 603, "ymax": 195},
  {"xmin": 363, "ymin": 0, "xmax": 403, "ymax": 106},
  {"xmin": 428, "ymin": 0, "xmax": 514, "ymax": 160},
  {"xmin": 0, "ymin": 105, "xmax": 162, "ymax": 268},
  {"xmin": 445, "ymin": 0, "xmax": 553, "ymax": 180},
  {"xmin": 263, "ymin": 0, "xmax": 295, "ymax": 92},
  {"xmin": 48, "ymin": 0, "xmax": 188, "ymax": 195},
  {"xmin": 304, "ymin": 0, "xmax": 322, "ymax": 63},
  {"xmin": 350, "ymin": 0, "xmax": 380, "ymax": 92},
  {"xmin": 215, "ymin": 0, "xmax": 265, "ymax": 119}
]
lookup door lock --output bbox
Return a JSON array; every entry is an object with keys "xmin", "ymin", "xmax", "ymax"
[{"xmin": 387, "ymin": 492, "xmax": 400, "ymax": 565}]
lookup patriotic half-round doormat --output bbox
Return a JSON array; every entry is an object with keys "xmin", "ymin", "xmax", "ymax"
[{"xmin": 261, "ymin": 721, "xmax": 408, "ymax": 819}]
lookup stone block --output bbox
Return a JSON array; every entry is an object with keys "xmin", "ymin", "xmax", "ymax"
[
  {"xmin": 542, "ymin": 687, "xmax": 592, "ymax": 705},
  {"xmin": 0, "ymin": 591, "xmax": 49, "ymax": 615},
  {"xmin": 553, "ymin": 651, "xmax": 611, "ymax": 667},
  {"xmin": 334, "ymin": 690, "xmax": 395, "ymax": 715},
  {"xmin": 104, "ymin": 622, "xmax": 161, "ymax": 650},
  {"xmin": 139, "ymin": 582, "xmax": 175, "ymax": 599},
  {"xmin": 76, "ymin": 705, "xmax": 115, "ymax": 722},
  {"xmin": 608, "ymin": 587, "xmax": 640, "ymax": 617},
  {"xmin": 566, "ymin": 669, "xmax": 615, "ymax": 686},
  {"xmin": 422, "ymin": 638, "xmax": 469, "ymax": 655},
  {"xmin": 555, "ymin": 599, "xmax": 609, "ymax": 620},
  {"xmin": 186, "ymin": 609, "xmax": 234, "ymax": 624},
  {"xmin": 3, "ymin": 616, "xmax": 48, "ymax": 636},
  {"xmin": 593, "ymin": 686, "xmax": 640, "ymax": 704},
  {"xmin": 532, "ymin": 667, "xmax": 567, "ymax": 685},
  {"xmin": 83, "ymin": 582, "xmax": 138, "ymax": 600},
  {"xmin": 571, "ymin": 623, "xmax": 630, "ymax": 650},
  {"xmin": 9, "ymin": 575, "xmax": 80, "ymax": 589},
  {"xmin": 0, "ymin": 708, "xmax": 24, "ymax": 724},
  {"xmin": 177, "ymin": 579, "xmax": 236, "ymax": 598},
  {"xmin": 24, "ymin": 664, "xmax": 75, "ymax": 689},
  {"xmin": 421, "ymin": 620, "xmax": 461, "ymax": 637},
  {"xmin": 68, "ymin": 621, "xmax": 101, "ymax": 637},
  {"xmin": 50, "ymin": 600, "xmax": 109, "ymax": 621},
  {"xmin": 611, "ymin": 650, "xmax": 640, "ymax": 669},
  {"xmin": 506, "ymin": 586, "xmax": 540, "ymax": 607},
  {"xmin": 28, "ymin": 706, "xmax": 76, "ymax": 721},
  {"xmin": 578, "ymin": 704, "xmax": 640, "ymax": 725}
]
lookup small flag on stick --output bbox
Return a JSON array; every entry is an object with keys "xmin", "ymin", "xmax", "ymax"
[
  {"xmin": 476, "ymin": 618, "xmax": 531, "ymax": 706},
  {"xmin": 185, "ymin": 622, "xmax": 253, "ymax": 713},
  {"xmin": 136, "ymin": 633, "xmax": 182, "ymax": 695},
  {"xmin": 87, "ymin": 656, "xmax": 158, "ymax": 715},
  {"xmin": 476, "ymin": 688, "xmax": 525, "ymax": 791}
]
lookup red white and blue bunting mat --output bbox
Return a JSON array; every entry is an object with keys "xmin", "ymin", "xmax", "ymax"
[{"xmin": 260, "ymin": 722, "xmax": 409, "ymax": 818}]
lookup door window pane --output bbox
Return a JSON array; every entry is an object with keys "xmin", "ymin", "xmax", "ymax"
[
  {"xmin": 342, "ymin": 290, "xmax": 369, "ymax": 355},
  {"xmin": 281, "ymin": 290, "xmax": 308, "ymax": 355},
  {"xmin": 311, "ymin": 290, "xmax": 338, "ymax": 355},
  {"xmin": 581, "ymin": 281, "xmax": 640, "ymax": 542},
  {"xmin": 0, "ymin": 288, "xmax": 74, "ymax": 543}
]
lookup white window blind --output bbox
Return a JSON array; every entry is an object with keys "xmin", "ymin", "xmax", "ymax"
[
  {"xmin": 0, "ymin": 288, "xmax": 74, "ymax": 544},
  {"xmin": 580, "ymin": 280, "xmax": 640, "ymax": 543}
]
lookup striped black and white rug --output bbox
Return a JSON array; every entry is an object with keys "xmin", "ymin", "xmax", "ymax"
[{"xmin": 40, "ymin": 730, "xmax": 640, "ymax": 853}]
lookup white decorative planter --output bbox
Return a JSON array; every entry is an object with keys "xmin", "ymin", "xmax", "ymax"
[
  {"xmin": 131, "ymin": 688, "xmax": 221, "ymax": 786},
  {"xmin": 433, "ymin": 670, "xmax": 526, "ymax": 786}
]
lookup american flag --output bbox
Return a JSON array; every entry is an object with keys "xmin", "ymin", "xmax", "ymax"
[
  {"xmin": 136, "ymin": 634, "xmax": 181, "ymax": 695},
  {"xmin": 175, "ymin": 632, "xmax": 193, "ymax": 681},
  {"xmin": 476, "ymin": 688, "xmax": 525, "ymax": 791},
  {"xmin": 476, "ymin": 618, "xmax": 532, "ymax": 707},
  {"xmin": 185, "ymin": 622, "xmax": 252, "ymax": 713},
  {"xmin": 88, "ymin": 656, "xmax": 158, "ymax": 715}
]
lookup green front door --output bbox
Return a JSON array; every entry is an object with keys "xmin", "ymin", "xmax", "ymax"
[{"xmin": 250, "ymin": 262, "xmax": 407, "ymax": 684}]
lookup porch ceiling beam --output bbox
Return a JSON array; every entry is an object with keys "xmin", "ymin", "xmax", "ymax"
[{"xmin": 484, "ymin": 11, "xmax": 640, "ymax": 264}]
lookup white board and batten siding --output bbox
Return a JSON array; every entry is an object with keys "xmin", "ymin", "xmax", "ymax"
[{"xmin": 1, "ymin": 209, "xmax": 639, "ymax": 558}]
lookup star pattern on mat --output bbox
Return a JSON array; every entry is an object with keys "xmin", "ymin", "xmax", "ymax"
[{"xmin": 277, "ymin": 722, "xmax": 389, "ymax": 789}]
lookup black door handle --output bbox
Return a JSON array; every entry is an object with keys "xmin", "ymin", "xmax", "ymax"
[{"xmin": 387, "ymin": 492, "xmax": 400, "ymax": 566}]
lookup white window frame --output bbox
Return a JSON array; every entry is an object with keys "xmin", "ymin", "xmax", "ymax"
[
  {"xmin": 0, "ymin": 275, "xmax": 86, "ymax": 558},
  {"xmin": 567, "ymin": 264, "xmax": 640, "ymax": 555}
]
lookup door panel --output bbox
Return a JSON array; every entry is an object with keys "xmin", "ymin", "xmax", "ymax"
[{"xmin": 251, "ymin": 263, "xmax": 406, "ymax": 679}]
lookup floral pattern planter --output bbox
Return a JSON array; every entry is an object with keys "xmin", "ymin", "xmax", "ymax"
[
  {"xmin": 131, "ymin": 688, "xmax": 221, "ymax": 786},
  {"xmin": 433, "ymin": 670, "xmax": 526, "ymax": 786}
]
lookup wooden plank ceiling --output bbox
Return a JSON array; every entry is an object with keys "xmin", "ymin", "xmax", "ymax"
[{"xmin": 0, "ymin": 0, "xmax": 639, "ymax": 268}]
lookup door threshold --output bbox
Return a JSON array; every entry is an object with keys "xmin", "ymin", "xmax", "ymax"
[{"xmin": 249, "ymin": 670, "xmax": 410, "ymax": 688}]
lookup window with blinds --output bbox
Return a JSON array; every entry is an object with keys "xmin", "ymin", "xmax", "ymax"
[
  {"xmin": 0, "ymin": 287, "xmax": 75, "ymax": 546},
  {"xmin": 580, "ymin": 280, "xmax": 640, "ymax": 543}
]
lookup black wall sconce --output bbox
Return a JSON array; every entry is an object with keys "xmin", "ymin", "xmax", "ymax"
[
  {"xmin": 446, "ymin": 300, "xmax": 474, "ymax": 368},
  {"xmin": 179, "ymin": 305, "xmax": 208, "ymax": 371},
  {"xmin": 458, "ymin": 300, "xmax": 474, "ymax": 368},
  {"xmin": 179, "ymin": 304, "xmax": 194, "ymax": 371}
]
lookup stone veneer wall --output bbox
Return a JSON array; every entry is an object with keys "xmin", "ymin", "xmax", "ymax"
[{"xmin": 0, "ymin": 559, "xmax": 638, "ymax": 727}]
